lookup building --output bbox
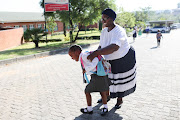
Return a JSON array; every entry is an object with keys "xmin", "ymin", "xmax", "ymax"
[
  {"xmin": 147, "ymin": 20, "xmax": 174, "ymax": 27},
  {"xmin": 0, "ymin": 12, "xmax": 63, "ymax": 33}
]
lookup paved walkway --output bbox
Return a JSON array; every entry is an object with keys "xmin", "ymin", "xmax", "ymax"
[{"xmin": 0, "ymin": 30, "xmax": 180, "ymax": 120}]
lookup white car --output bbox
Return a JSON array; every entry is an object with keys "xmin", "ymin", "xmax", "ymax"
[{"xmin": 149, "ymin": 26, "xmax": 170, "ymax": 33}]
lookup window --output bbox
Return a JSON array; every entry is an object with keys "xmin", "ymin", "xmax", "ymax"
[
  {"xmin": 23, "ymin": 25, "xmax": 27, "ymax": 31},
  {"xmin": 14, "ymin": 25, "xmax": 19, "ymax": 28},
  {"xmin": 38, "ymin": 24, "xmax": 42, "ymax": 29},
  {"xmin": 6, "ymin": 26, "xmax": 11, "ymax": 28},
  {"xmin": 29, "ymin": 24, "xmax": 34, "ymax": 30}
]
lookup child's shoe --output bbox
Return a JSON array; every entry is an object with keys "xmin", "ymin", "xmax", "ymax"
[
  {"xmin": 100, "ymin": 108, "xmax": 108, "ymax": 116},
  {"xmin": 80, "ymin": 108, "xmax": 93, "ymax": 114}
]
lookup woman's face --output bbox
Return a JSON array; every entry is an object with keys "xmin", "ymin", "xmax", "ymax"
[{"xmin": 102, "ymin": 14, "xmax": 112, "ymax": 27}]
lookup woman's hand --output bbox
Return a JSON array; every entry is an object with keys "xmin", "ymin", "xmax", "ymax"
[{"xmin": 87, "ymin": 50, "xmax": 98, "ymax": 61}]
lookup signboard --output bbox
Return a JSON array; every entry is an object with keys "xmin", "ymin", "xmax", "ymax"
[{"xmin": 44, "ymin": 0, "xmax": 69, "ymax": 12}]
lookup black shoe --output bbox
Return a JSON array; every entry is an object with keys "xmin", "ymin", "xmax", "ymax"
[
  {"xmin": 114, "ymin": 102, "xmax": 123, "ymax": 109},
  {"xmin": 114, "ymin": 99, "xmax": 123, "ymax": 109},
  {"xmin": 100, "ymin": 108, "xmax": 108, "ymax": 116},
  {"xmin": 97, "ymin": 96, "xmax": 110, "ymax": 103},
  {"xmin": 80, "ymin": 108, "xmax": 93, "ymax": 114}
]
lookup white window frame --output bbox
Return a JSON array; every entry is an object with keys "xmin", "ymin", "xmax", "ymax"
[
  {"xmin": 22, "ymin": 25, "xmax": 27, "ymax": 31},
  {"xmin": 38, "ymin": 24, "xmax": 42, "ymax": 29},
  {"xmin": 14, "ymin": 25, "xmax": 19, "ymax": 28},
  {"xmin": 29, "ymin": 24, "xmax": 34, "ymax": 30}
]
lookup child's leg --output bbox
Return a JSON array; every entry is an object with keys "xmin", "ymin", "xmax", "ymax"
[
  {"xmin": 100, "ymin": 91, "xmax": 108, "ymax": 115},
  {"xmin": 80, "ymin": 92, "xmax": 93, "ymax": 113},
  {"xmin": 85, "ymin": 92, "xmax": 92, "ymax": 106},
  {"xmin": 106, "ymin": 90, "xmax": 110, "ymax": 98},
  {"xmin": 100, "ymin": 91, "xmax": 107, "ymax": 105}
]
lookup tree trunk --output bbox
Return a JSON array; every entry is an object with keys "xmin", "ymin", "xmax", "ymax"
[
  {"xmin": 63, "ymin": 22, "xmax": 66, "ymax": 37},
  {"xmin": 75, "ymin": 25, "xmax": 82, "ymax": 41},
  {"xmin": 69, "ymin": 19, "xmax": 74, "ymax": 42},
  {"xmin": 33, "ymin": 40, "xmax": 39, "ymax": 48}
]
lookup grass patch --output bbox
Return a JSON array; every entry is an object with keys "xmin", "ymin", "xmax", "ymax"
[
  {"xmin": 0, "ymin": 40, "xmax": 99, "ymax": 60},
  {"xmin": 0, "ymin": 30, "xmax": 101, "ymax": 60}
]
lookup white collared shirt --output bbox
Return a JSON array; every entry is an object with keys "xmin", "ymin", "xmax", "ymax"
[
  {"xmin": 79, "ymin": 52, "xmax": 99, "ymax": 75},
  {"xmin": 100, "ymin": 24, "xmax": 130, "ymax": 60}
]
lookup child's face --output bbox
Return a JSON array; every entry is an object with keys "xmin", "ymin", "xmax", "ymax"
[{"xmin": 68, "ymin": 51, "xmax": 79, "ymax": 62}]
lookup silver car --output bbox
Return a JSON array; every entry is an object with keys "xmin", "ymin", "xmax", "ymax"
[{"xmin": 149, "ymin": 26, "xmax": 170, "ymax": 33}]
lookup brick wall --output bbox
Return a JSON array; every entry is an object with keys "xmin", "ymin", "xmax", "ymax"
[
  {"xmin": 0, "ymin": 28, "xmax": 24, "ymax": 51},
  {"xmin": 0, "ymin": 21, "xmax": 63, "ymax": 33}
]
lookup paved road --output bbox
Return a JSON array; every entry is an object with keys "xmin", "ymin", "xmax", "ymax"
[{"xmin": 0, "ymin": 29, "xmax": 180, "ymax": 120}]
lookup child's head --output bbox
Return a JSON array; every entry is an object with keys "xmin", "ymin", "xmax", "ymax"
[
  {"xmin": 68, "ymin": 45, "xmax": 82, "ymax": 62},
  {"xmin": 157, "ymin": 29, "xmax": 160, "ymax": 32}
]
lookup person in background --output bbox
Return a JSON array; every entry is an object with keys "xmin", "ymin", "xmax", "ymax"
[
  {"xmin": 138, "ymin": 27, "xmax": 142, "ymax": 36},
  {"xmin": 132, "ymin": 27, "xmax": 137, "ymax": 41},
  {"xmin": 156, "ymin": 29, "xmax": 163, "ymax": 47},
  {"xmin": 87, "ymin": 8, "xmax": 137, "ymax": 109},
  {"xmin": 145, "ymin": 26, "xmax": 150, "ymax": 37}
]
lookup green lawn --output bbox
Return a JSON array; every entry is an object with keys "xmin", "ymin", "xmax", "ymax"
[{"xmin": 0, "ymin": 30, "xmax": 101, "ymax": 60}]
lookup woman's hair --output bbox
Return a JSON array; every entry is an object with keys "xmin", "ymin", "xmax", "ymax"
[
  {"xmin": 102, "ymin": 8, "xmax": 116, "ymax": 21},
  {"xmin": 69, "ymin": 44, "xmax": 82, "ymax": 53}
]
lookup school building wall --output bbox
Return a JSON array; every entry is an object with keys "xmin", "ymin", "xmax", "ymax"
[
  {"xmin": 0, "ymin": 21, "xmax": 63, "ymax": 34},
  {"xmin": 0, "ymin": 28, "xmax": 24, "ymax": 51}
]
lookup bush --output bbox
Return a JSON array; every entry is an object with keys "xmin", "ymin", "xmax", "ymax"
[{"xmin": 64, "ymin": 36, "xmax": 70, "ymax": 41}]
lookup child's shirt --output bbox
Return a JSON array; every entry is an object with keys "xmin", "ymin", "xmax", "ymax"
[
  {"xmin": 156, "ymin": 32, "xmax": 162, "ymax": 40},
  {"xmin": 79, "ymin": 52, "xmax": 99, "ymax": 75}
]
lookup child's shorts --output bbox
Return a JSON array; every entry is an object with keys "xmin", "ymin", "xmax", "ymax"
[{"xmin": 85, "ymin": 74, "xmax": 112, "ymax": 93}]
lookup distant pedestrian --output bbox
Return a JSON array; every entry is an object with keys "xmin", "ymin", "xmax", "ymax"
[
  {"xmin": 138, "ymin": 27, "xmax": 142, "ymax": 36},
  {"xmin": 145, "ymin": 26, "xmax": 150, "ymax": 36},
  {"xmin": 68, "ymin": 45, "xmax": 110, "ymax": 116},
  {"xmin": 132, "ymin": 27, "xmax": 137, "ymax": 41},
  {"xmin": 156, "ymin": 29, "xmax": 163, "ymax": 47}
]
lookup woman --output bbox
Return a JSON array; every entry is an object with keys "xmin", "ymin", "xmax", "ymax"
[{"xmin": 87, "ymin": 8, "xmax": 136, "ymax": 109}]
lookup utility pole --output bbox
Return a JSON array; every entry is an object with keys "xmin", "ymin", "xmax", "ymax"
[
  {"xmin": 44, "ymin": 0, "xmax": 48, "ymax": 45},
  {"xmin": 69, "ymin": 0, "xmax": 73, "ymax": 43}
]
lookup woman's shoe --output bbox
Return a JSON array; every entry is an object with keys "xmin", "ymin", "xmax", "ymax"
[
  {"xmin": 100, "ymin": 108, "xmax": 108, "ymax": 116},
  {"xmin": 80, "ymin": 108, "xmax": 93, "ymax": 114},
  {"xmin": 114, "ymin": 103, "xmax": 122, "ymax": 109},
  {"xmin": 114, "ymin": 99, "xmax": 123, "ymax": 109}
]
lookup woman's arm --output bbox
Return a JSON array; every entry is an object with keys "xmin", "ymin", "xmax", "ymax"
[{"xmin": 87, "ymin": 44, "xmax": 119, "ymax": 61}]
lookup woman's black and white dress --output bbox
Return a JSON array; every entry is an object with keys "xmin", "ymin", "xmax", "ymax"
[{"xmin": 100, "ymin": 24, "xmax": 136, "ymax": 98}]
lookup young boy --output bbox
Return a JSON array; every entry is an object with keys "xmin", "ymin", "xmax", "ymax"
[
  {"xmin": 68, "ymin": 45, "xmax": 110, "ymax": 116},
  {"xmin": 156, "ymin": 29, "xmax": 163, "ymax": 47}
]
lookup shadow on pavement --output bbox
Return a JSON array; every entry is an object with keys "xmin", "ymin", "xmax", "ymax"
[
  {"xmin": 150, "ymin": 46, "xmax": 159, "ymax": 49},
  {"xmin": 129, "ymin": 41, "xmax": 135, "ymax": 44},
  {"xmin": 74, "ymin": 103, "xmax": 123, "ymax": 120}
]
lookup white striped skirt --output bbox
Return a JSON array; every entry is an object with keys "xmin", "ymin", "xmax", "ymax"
[{"xmin": 108, "ymin": 46, "xmax": 136, "ymax": 98}]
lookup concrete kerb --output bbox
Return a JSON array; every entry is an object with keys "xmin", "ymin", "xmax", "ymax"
[{"xmin": 0, "ymin": 42, "xmax": 99, "ymax": 66}]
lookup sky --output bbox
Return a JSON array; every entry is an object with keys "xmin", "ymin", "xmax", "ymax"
[{"xmin": 0, "ymin": 0, "xmax": 180, "ymax": 13}]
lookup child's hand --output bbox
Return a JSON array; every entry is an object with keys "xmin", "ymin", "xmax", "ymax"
[{"xmin": 82, "ymin": 69, "xmax": 86, "ymax": 74}]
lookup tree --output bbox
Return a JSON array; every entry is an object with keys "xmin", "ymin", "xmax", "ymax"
[
  {"xmin": 23, "ymin": 28, "xmax": 48, "ymax": 48},
  {"xmin": 134, "ymin": 7, "xmax": 151, "ymax": 22},
  {"xmin": 116, "ymin": 8, "xmax": 136, "ymax": 28},
  {"xmin": 40, "ymin": 0, "xmax": 116, "ymax": 42},
  {"xmin": 46, "ymin": 16, "xmax": 57, "ymax": 36}
]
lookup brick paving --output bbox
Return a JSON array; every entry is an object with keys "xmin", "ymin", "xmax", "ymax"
[{"xmin": 0, "ymin": 29, "xmax": 180, "ymax": 120}]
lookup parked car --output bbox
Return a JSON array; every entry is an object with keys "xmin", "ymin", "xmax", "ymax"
[
  {"xmin": 171, "ymin": 25, "xmax": 177, "ymax": 30},
  {"xmin": 149, "ymin": 26, "xmax": 170, "ymax": 33}
]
